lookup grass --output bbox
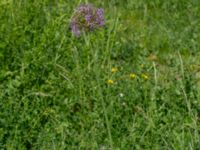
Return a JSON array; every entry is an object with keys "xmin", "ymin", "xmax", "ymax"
[{"xmin": 0, "ymin": 0, "xmax": 200, "ymax": 149}]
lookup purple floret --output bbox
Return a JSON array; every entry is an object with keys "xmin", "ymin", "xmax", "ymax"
[
  {"xmin": 85, "ymin": 14, "xmax": 92, "ymax": 22},
  {"xmin": 76, "ymin": 4, "xmax": 93, "ymax": 14},
  {"xmin": 70, "ymin": 21, "xmax": 81, "ymax": 37},
  {"xmin": 96, "ymin": 8, "xmax": 105, "ymax": 26}
]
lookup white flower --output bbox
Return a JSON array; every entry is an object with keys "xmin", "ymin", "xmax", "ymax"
[{"xmin": 119, "ymin": 93, "xmax": 124, "ymax": 98}]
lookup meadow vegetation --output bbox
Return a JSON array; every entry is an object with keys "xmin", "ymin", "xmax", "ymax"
[{"xmin": 0, "ymin": 0, "xmax": 200, "ymax": 149}]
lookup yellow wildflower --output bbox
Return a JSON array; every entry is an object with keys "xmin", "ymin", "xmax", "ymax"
[
  {"xmin": 111, "ymin": 67, "xmax": 118, "ymax": 73},
  {"xmin": 141, "ymin": 73, "xmax": 148, "ymax": 80},
  {"xmin": 140, "ymin": 64, "xmax": 144, "ymax": 68},
  {"xmin": 107, "ymin": 79, "xmax": 114, "ymax": 85},
  {"xmin": 130, "ymin": 73, "xmax": 136, "ymax": 79}
]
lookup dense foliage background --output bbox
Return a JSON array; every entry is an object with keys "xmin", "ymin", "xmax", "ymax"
[{"xmin": 0, "ymin": 0, "xmax": 200, "ymax": 149}]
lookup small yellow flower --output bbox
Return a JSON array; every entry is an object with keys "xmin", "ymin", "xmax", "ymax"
[
  {"xmin": 140, "ymin": 64, "xmax": 144, "ymax": 68},
  {"xmin": 111, "ymin": 67, "xmax": 118, "ymax": 73},
  {"xmin": 141, "ymin": 73, "xmax": 148, "ymax": 80},
  {"xmin": 130, "ymin": 73, "xmax": 136, "ymax": 79},
  {"xmin": 107, "ymin": 79, "xmax": 114, "ymax": 85}
]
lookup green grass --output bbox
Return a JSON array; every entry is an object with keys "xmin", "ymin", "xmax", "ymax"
[{"xmin": 1, "ymin": 0, "xmax": 200, "ymax": 149}]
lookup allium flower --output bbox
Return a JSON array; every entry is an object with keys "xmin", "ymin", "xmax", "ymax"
[{"xmin": 70, "ymin": 4, "xmax": 105, "ymax": 37}]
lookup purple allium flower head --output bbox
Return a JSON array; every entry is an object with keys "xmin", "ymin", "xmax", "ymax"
[{"xmin": 70, "ymin": 4, "xmax": 105, "ymax": 37}]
